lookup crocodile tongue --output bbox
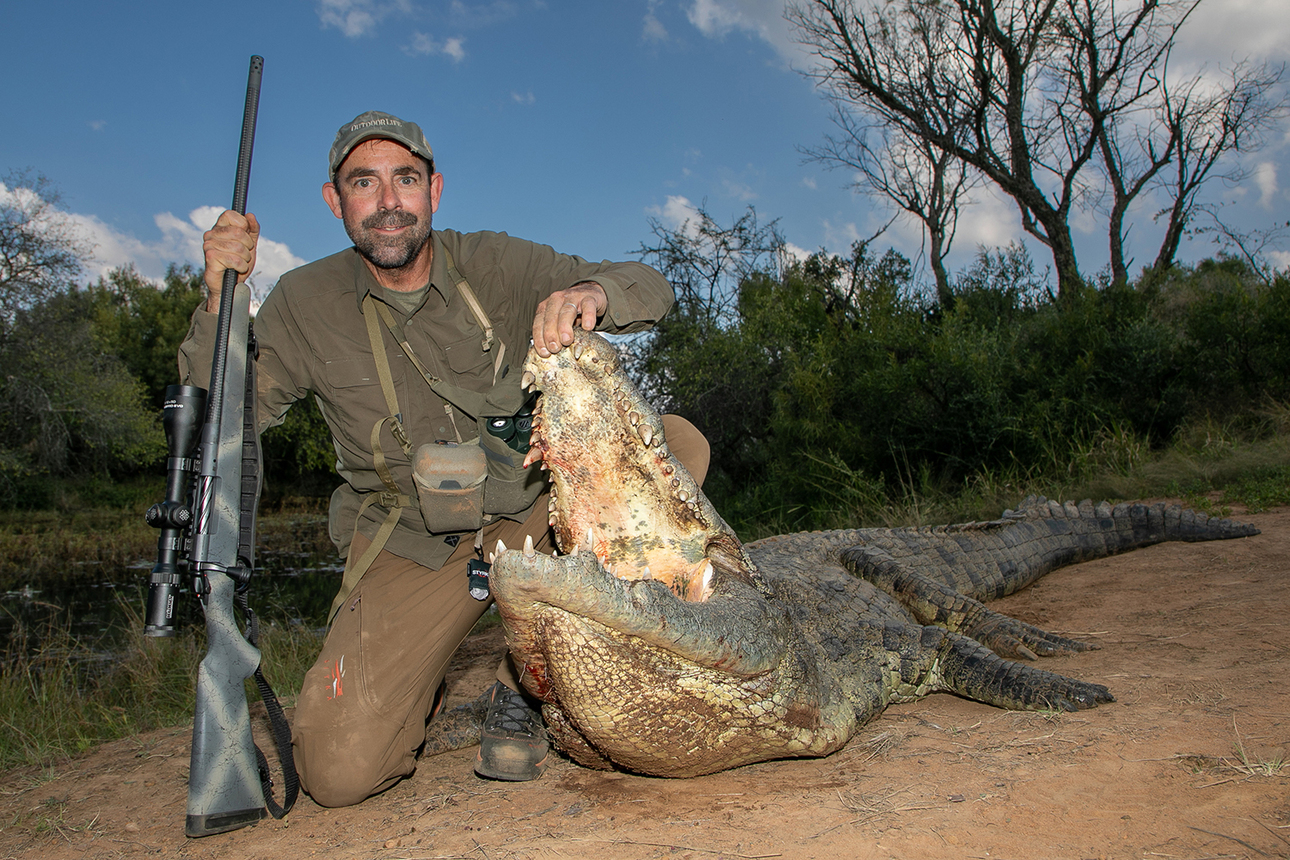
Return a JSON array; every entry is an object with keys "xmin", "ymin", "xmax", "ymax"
[{"xmin": 520, "ymin": 331, "xmax": 737, "ymax": 602}]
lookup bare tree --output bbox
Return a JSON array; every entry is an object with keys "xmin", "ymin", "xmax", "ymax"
[
  {"xmin": 635, "ymin": 203, "xmax": 785, "ymax": 321},
  {"xmin": 1148, "ymin": 60, "xmax": 1287, "ymax": 275},
  {"xmin": 790, "ymin": 0, "xmax": 1286, "ymax": 293},
  {"xmin": 806, "ymin": 107, "xmax": 977, "ymax": 307},
  {"xmin": 0, "ymin": 170, "xmax": 89, "ymax": 327}
]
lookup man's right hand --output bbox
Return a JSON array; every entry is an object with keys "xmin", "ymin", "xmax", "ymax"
[{"xmin": 202, "ymin": 210, "xmax": 260, "ymax": 312}]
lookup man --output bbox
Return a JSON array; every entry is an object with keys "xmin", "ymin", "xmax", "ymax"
[{"xmin": 183, "ymin": 111, "xmax": 709, "ymax": 807}]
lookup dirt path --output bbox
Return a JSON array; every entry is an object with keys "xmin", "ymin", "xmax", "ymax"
[{"xmin": 3, "ymin": 504, "xmax": 1287, "ymax": 860}]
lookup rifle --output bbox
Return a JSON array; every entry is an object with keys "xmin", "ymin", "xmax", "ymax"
[{"xmin": 144, "ymin": 54, "xmax": 297, "ymax": 838}]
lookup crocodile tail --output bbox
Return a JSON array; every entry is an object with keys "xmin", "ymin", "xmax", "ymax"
[{"xmin": 1004, "ymin": 496, "xmax": 1259, "ymax": 548}]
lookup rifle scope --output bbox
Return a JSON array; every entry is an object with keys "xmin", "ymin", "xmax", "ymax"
[{"xmin": 144, "ymin": 384, "xmax": 207, "ymax": 637}]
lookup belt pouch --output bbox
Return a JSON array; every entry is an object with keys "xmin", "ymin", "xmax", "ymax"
[{"xmin": 412, "ymin": 439, "xmax": 487, "ymax": 533}]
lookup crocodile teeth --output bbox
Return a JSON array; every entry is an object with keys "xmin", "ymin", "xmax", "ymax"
[
  {"xmin": 639, "ymin": 424, "xmax": 653, "ymax": 446},
  {"xmin": 640, "ymin": 566, "xmax": 652, "ymax": 580},
  {"xmin": 521, "ymin": 370, "xmax": 536, "ymax": 390},
  {"xmin": 695, "ymin": 560, "xmax": 714, "ymax": 601},
  {"xmin": 523, "ymin": 534, "xmax": 536, "ymax": 558},
  {"xmin": 573, "ymin": 342, "xmax": 585, "ymax": 360},
  {"xmin": 678, "ymin": 490, "xmax": 690, "ymax": 502},
  {"xmin": 629, "ymin": 411, "xmax": 641, "ymax": 426},
  {"xmin": 495, "ymin": 539, "xmax": 507, "ymax": 555}
]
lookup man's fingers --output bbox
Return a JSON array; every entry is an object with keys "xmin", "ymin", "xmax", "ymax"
[
  {"xmin": 202, "ymin": 209, "xmax": 261, "ymax": 307},
  {"xmin": 532, "ymin": 283, "xmax": 608, "ymax": 357}
]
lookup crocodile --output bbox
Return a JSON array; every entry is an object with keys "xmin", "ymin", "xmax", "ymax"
[{"xmin": 434, "ymin": 330, "xmax": 1259, "ymax": 778}]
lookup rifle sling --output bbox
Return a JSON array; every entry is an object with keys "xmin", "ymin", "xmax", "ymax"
[{"xmin": 236, "ymin": 325, "xmax": 300, "ymax": 818}]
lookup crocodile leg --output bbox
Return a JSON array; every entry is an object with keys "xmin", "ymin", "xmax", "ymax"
[
  {"xmin": 840, "ymin": 546, "xmax": 1094, "ymax": 660},
  {"xmin": 908, "ymin": 627, "xmax": 1115, "ymax": 712}
]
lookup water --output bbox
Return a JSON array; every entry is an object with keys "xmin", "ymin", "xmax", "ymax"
[{"xmin": 1, "ymin": 546, "xmax": 345, "ymax": 654}]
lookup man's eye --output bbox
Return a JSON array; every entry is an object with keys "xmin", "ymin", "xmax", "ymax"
[{"xmin": 355, "ymin": 178, "xmax": 371, "ymax": 188}]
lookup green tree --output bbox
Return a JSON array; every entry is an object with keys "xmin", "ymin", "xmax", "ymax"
[
  {"xmin": 87, "ymin": 264, "xmax": 206, "ymax": 407},
  {"xmin": 0, "ymin": 174, "xmax": 163, "ymax": 497}
]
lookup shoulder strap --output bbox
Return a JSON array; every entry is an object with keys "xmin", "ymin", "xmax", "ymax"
[
  {"xmin": 441, "ymin": 245, "xmax": 507, "ymax": 384},
  {"xmin": 441, "ymin": 245, "xmax": 495, "ymax": 354}
]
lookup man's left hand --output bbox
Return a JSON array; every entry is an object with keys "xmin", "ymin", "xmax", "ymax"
[{"xmin": 533, "ymin": 282, "xmax": 607, "ymax": 357}]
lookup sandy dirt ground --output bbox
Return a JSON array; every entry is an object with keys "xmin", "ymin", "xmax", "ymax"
[{"xmin": 1, "ymin": 502, "xmax": 1286, "ymax": 860}]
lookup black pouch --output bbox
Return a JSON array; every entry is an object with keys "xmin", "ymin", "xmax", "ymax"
[{"xmin": 478, "ymin": 402, "xmax": 545, "ymax": 515}]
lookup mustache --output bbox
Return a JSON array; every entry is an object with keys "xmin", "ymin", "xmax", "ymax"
[{"xmin": 361, "ymin": 210, "xmax": 419, "ymax": 231}]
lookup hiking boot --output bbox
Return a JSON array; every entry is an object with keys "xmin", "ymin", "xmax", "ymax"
[{"xmin": 474, "ymin": 681, "xmax": 549, "ymax": 781}]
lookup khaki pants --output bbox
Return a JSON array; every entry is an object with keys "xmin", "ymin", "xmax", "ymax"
[{"xmin": 292, "ymin": 415, "xmax": 710, "ymax": 807}]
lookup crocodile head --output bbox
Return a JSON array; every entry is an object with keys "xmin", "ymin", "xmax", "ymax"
[
  {"xmin": 519, "ymin": 329, "xmax": 753, "ymax": 602},
  {"xmin": 489, "ymin": 331, "xmax": 846, "ymax": 776}
]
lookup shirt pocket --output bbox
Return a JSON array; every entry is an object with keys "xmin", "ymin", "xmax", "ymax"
[
  {"xmin": 440, "ymin": 331, "xmax": 497, "ymax": 389},
  {"xmin": 318, "ymin": 356, "xmax": 391, "ymax": 470}
]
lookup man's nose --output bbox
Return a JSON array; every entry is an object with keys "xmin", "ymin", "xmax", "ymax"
[{"xmin": 378, "ymin": 180, "xmax": 401, "ymax": 210}]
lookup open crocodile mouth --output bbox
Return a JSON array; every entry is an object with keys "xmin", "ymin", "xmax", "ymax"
[{"xmin": 507, "ymin": 331, "xmax": 745, "ymax": 603}]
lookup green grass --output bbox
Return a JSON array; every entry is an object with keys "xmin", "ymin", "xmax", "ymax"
[
  {"xmin": 0, "ymin": 595, "xmax": 323, "ymax": 773},
  {"xmin": 729, "ymin": 416, "xmax": 1290, "ymax": 536}
]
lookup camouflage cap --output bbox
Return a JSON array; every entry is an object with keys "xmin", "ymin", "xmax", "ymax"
[{"xmin": 328, "ymin": 110, "xmax": 434, "ymax": 179}]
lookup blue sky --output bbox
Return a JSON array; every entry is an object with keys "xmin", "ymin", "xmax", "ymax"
[{"xmin": 3, "ymin": 0, "xmax": 1288, "ymax": 297}]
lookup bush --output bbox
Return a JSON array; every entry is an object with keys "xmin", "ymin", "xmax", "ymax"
[{"xmin": 636, "ymin": 236, "xmax": 1290, "ymax": 530}]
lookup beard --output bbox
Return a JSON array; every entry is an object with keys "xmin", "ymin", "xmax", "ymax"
[{"xmin": 345, "ymin": 208, "xmax": 433, "ymax": 270}]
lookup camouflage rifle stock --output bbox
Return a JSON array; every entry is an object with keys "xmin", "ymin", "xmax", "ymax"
[{"xmin": 145, "ymin": 55, "xmax": 297, "ymax": 838}]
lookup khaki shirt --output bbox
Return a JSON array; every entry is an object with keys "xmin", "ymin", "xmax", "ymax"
[{"xmin": 179, "ymin": 228, "xmax": 674, "ymax": 570}]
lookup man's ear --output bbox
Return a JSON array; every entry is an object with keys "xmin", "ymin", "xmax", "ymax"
[
  {"xmin": 429, "ymin": 172, "xmax": 444, "ymax": 214},
  {"xmin": 322, "ymin": 182, "xmax": 343, "ymax": 219}
]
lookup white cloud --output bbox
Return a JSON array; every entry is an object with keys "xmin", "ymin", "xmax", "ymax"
[
  {"xmin": 61, "ymin": 203, "xmax": 304, "ymax": 296},
  {"xmin": 317, "ymin": 0, "xmax": 412, "ymax": 38},
  {"xmin": 511, "ymin": 90, "xmax": 536, "ymax": 105},
  {"xmin": 685, "ymin": 0, "xmax": 802, "ymax": 63},
  {"xmin": 405, "ymin": 31, "xmax": 468, "ymax": 61},
  {"xmin": 783, "ymin": 241, "xmax": 810, "ymax": 263},
  {"xmin": 722, "ymin": 177, "xmax": 758, "ymax": 201},
  {"xmin": 820, "ymin": 218, "xmax": 862, "ymax": 249},
  {"xmin": 442, "ymin": 37, "xmax": 466, "ymax": 61},
  {"xmin": 1254, "ymin": 161, "xmax": 1279, "ymax": 209},
  {"xmin": 646, "ymin": 194, "xmax": 702, "ymax": 236},
  {"xmin": 1174, "ymin": 0, "xmax": 1290, "ymax": 68},
  {"xmin": 643, "ymin": 8, "xmax": 668, "ymax": 43}
]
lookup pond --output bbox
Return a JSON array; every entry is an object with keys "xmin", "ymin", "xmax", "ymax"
[{"xmin": 0, "ymin": 535, "xmax": 345, "ymax": 655}]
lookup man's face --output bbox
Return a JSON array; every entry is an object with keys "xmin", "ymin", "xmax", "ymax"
[{"xmin": 323, "ymin": 138, "xmax": 442, "ymax": 270}]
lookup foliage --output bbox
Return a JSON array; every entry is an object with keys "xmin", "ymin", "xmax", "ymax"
[
  {"xmin": 0, "ymin": 286, "xmax": 164, "ymax": 499},
  {"xmin": 86, "ymin": 264, "xmax": 206, "ymax": 408},
  {"xmin": 636, "ymin": 209, "xmax": 1290, "ymax": 534},
  {"xmin": 0, "ymin": 177, "xmax": 169, "ymax": 502}
]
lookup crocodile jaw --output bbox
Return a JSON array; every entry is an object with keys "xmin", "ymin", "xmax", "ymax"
[{"xmin": 521, "ymin": 330, "xmax": 745, "ymax": 601}]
